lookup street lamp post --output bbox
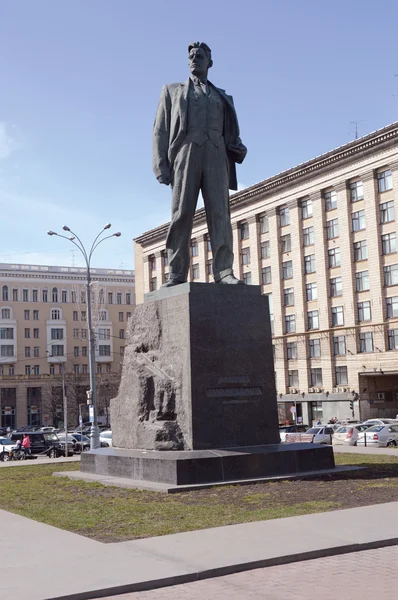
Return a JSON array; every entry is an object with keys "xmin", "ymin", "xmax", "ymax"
[{"xmin": 47, "ymin": 224, "xmax": 121, "ymax": 449}]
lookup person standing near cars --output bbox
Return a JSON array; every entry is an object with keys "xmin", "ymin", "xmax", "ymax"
[{"xmin": 22, "ymin": 434, "xmax": 31, "ymax": 456}]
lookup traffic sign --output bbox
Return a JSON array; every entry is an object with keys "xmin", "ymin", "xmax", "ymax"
[{"xmin": 290, "ymin": 406, "xmax": 296, "ymax": 414}]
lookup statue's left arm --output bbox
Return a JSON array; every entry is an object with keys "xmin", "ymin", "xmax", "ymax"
[{"xmin": 225, "ymin": 95, "xmax": 247, "ymax": 164}]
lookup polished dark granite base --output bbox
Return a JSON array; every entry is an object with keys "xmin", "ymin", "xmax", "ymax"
[{"xmin": 80, "ymin": 443, "xmax": 335, "ymax": 486}]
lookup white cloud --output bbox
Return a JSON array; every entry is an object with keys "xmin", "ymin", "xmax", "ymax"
[{"xmin": 0, "ymin": 123, "xmax": 19, "ymax": 160}]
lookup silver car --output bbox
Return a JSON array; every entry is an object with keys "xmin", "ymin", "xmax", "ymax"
[
  {"xmin": 357, "ymin": 424, "xmax": 398, "ymax": 447},
  {"xmin": 305, "ymin": 426, "xmax": 335, "ymax": 444},
  {"xmin": 332, "ymin": 424, "xmax": 370, "ymax": 446}
]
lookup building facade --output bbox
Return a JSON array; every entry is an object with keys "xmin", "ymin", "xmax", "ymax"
[
  {"xmin": 134, "ymin": 122, "xmax": 398, "ymax": 425},
  {"xmin": 0, "ymin": 263, "xmax": 135, "ymax": 428}
]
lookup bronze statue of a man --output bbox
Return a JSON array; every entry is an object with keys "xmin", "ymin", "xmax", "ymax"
[{"xmin": 153, "ymin": 42, "xmax": 247, "ymax": 286}]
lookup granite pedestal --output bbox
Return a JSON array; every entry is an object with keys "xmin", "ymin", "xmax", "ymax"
[{"xmin": 80, "ymin": 283, "xmax": 335, "ymax": 488}]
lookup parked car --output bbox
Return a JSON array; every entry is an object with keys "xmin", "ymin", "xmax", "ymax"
[
  {"xmin": 305, "ymin": 426, "xmax": 335, "ymax": 444},
  {"xmin": 56, "ymin": 434, "xmax": 81, "ymax": 455},
  {"xmin": 0, "ymin": 437, "xmax": 19, "ymax": 460},
  {"xmin": 362, "ymin": 419, "xmax": 398, "ymax": 427},
  {"xmin": 10, "ymin": 431, "xmax": 66, "ymax": 458},
  {"xmin": 59, "ymin": 433, "xmax": 90, "ymax": 453},
  {"xmin": 332, "ymin": 424, "xmax": 370, "ymax": 446},
  {"xmin": 99, "ymin": 430, "xmax": 113, "ymax": 447},
  {"xmin": 357, "ymin": 424, "xmax": 398, "ymax": 447},
  {"xmin": 279, "ymin": 425, "xmax": 309, "ymax": 442}
]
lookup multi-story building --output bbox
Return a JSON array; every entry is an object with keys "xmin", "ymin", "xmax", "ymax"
[
  {"xmin": 0, "ymin": 263, "xmax": 135, "ymax": 428},
  {"xmin": 134, "ymin": 122, "xmax": 398, "ymax": 425}
]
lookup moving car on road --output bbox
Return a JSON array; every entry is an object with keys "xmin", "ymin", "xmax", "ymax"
[
  {"xmin": 357, "ymin": 424, "xmax": 398, "ymax": 447},
  {"xmin": 332, "ymin": 424, "xmax": 370, "ymax": 446}
]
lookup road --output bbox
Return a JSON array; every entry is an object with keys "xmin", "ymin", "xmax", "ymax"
[{"xmin": 100, "ymin": 545, "xmax": 398, "ymax": 599}]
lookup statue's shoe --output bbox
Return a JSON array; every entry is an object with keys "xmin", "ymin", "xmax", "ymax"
[
  {"xmin": 218, "ymin": 274, "xmax": 245, "ymax": 285},
  {"xmin": 161, "ymin": 277, "xmax": 186, "ymax": 288}
]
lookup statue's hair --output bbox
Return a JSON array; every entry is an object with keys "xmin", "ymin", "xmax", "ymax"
[{"xmin": 188, "ymin": 42, "xmax": 212, "ymax": 66}]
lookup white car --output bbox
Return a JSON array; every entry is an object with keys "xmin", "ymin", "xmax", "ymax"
[
  {"xmin": 99, "ymin": 430, "xmax": 113, "ymax": 447},
  {"xmin": 0, "ymin": 437, "xmax": 19, "ymax": 460},
  {"xmin": 305, "ymin": 426, "xmax": 335, "ymax": 444},
  {"xmin": 362, "ymin": 419, "xmax": 398, "ymax": 427},
  {"xmin": 332, "ymin": 424, "xmax": 370, "ymax": 446},
  {"xmin": 357, "ymin": 424, "xmax": 398, "ymax": 447}
]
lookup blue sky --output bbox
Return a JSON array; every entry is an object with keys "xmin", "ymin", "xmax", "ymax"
[{"xmin": 1, "ymin": 0, "xmax": 398, "ymax": 270}]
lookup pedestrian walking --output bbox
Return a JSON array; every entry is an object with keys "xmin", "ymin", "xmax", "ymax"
[{"xmin": 21, "ymin": 434, "xmax": 31, "ymax": 456}]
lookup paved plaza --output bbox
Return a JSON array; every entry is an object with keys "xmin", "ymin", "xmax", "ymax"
[{"xmin": 101, "ymin": 545, "xmax": 398, "ymax": 600}]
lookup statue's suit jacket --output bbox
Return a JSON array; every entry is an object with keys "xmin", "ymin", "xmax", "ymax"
[{"xmin": 153, "ymin": 78, "xmax": 245, "ymax": 191}]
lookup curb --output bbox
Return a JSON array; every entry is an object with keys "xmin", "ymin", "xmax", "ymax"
[{"xmin": 50, "ymin": 536, "xmax": 398, "ymax": 600}]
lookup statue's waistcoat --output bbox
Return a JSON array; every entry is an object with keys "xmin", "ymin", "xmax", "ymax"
[{"xmin": 186, "ymin": 83, "xmax": 224, "ymax": 147}]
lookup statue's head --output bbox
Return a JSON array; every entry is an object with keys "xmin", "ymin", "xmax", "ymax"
[{"xmin": 188, "ymin": 42, "xmax": 212, "ymax": 78}]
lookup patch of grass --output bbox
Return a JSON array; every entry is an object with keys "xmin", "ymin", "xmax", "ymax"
[{"xmin": 0, "ymin": 453, "xmax": 397, "ymax": 542}]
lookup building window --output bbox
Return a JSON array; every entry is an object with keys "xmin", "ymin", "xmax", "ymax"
[
  {"xmin": 281, "ymin": 234, "xmax": 291, "ymax": 253},
  {"xmin": 324, "ymin": 190, "xmax": 337, "ymax": 211},
  {"xmin": 99, "ymin": 345, "xmax": 111, "ymax": 356},
  {"xmin": 126, "ymin": 312, "xmax": 131, "ymax": 320},
  {"xmin": 33, "ymin": 310, "xmax": 39, "ymax": 320},
  {"xmin": 282, "ymin": 260, "xmax": 293, "ymax": 280},
  {"xmin": 190, "ymin": 240, "xmax": 199, "ymax": 257},
  {"xmin": 73, "ymin": 365, "xmax": 80, "ymax": 375},
  {"xmin": 97, "ymin": 364, "xmax": 102, "ymax": 374},
  {"xmin": 350, "ymin": 181, "xmax": 364, "ymax": 203},
  {"xmin": 334, "ymin": 335, "xmax": 346, "ymax": 356},
  {"xmin": 241, "ymin": 247, "xmax": 250, "ymax": 266},
  {"xmin": 82, "ymin": 364, "xmax": 88, "ymax": 374},
  {"xmin": 259, "ymin": 215, "xmax": 269, "ymax": 233},
  {"xmin": 382, "ymin": 232, "xmax": 397, "ymax": 255},
  {"xmin": 150, "ymin": 277, "xmax": 157, "ymax": 292},
  {"xmin": 32, "ymin": 289, "xmax": 38, "ymax": 302},
  {"xmin": 328, "ymin": 247, "xmax": 341, "ymax": 268},
  {"xmin": 261, "ymin": 267, "xmax": 272, "ymax": 285},
  {"xmin": 303, "ymin": 226, "xmax": 314, "ymax": 246},
  {"xmin": 25, "ymin": 347, "xmax": 31, "ymax": 358},
  {"xmin": 116, "ymin": 292, "xmax": 122, "ymax": 305},
  {"xmin": 98, "ymin": 310, "xmax": 107, "ymax": 321},
  {"xmin": 119, "ymin": 329, "xmax": 125, "ymax": 339},
  {"xmin": 384, "ymin": 264, "xmax": 398, "ymax": 286},
  {"xmin": 51, "ymin": 345, "xmax": 64, "ymax": 357},
  {"xmin": 353, "ymin": 240, "xmax": 368, "ymax": 261},
  {"xmin": 108, "ymin": 292, "xmax": 113, "ymax": 304},
  {"xmin": 33, "ymin": 328, "xmax": 39, "ymax": 339},
  {"xmin": 51, "ymin": 309, "xmax": 61, "ymax": 320},
  {"xmin": 162, "ymin": 251, "xmax": 168, "ymax": 267},
  {"xmin": 261, "ymin": 241, "xmax": 271, "ymax": 258},
  {"xmin": 0, "ymin": 328, "xmax": 13, "ymax": 340},
  {"xmin": 82, "ymin": 346, "xmax": 88, "ymax": 356},
  {"xmin": 42, "ymin": 289, "xmax": 48, "ymax": 302},
  {"xmin": 0, "ymin": 345, "xmax": 14, "ymax": 357},
  {"xmin": 24, "ymin": 328, "xmax": 30, "ymax": 338},
  {"xmin": 34, "ymin": 347, "xmax": 39, "ymax": 358},
  {"xmin": 332, "ymin": 306, "xmax": 344, "ymax": 326},
  {"xmin": 330, "ymin": 277, "xmax": 342, "ymax": 297},
  {"xmin": 388, "ymin": 330, "xmax": 398, "ymax": 350},
  {"xmin": 126, "ymin": 293, "xmax": 131, "ymax": 305},
  {"xmin": 386, "ymin": 296, "xmax": 398, "ymax": 318},
  {"xmin": 117, "ymin": 312, "xmax": 123, "ymax": 322},
  {"xmin": 12, "ymin": 289, "xmax": 18, "ymax": 301},
  {"xmin": 377, "ymin": 170, "xmax": 393, "ymax": 193},
  {"xmin": 359, "ymin": 332, "xmax": 373, "ymax": 353},
  {"xmin": 149, "ymin": 255, "xmax": 156, "ymax": 271},
  {"xmin": 98, "ymin": 328, "xmax": 110, "ymax": 340},
  {"xmin": 288, "ymin": 370, "xmax": 299, "ymax": 387},
  {"xmin": 73, "ymin": 328, "xmax": 79, "ymax": 339},
  {"xmin": 206, "ymin": 261, "xmax": 213, "ymax": 276},
  {"xmin": 192, "ymin": 263, "xmax": 200, "ymax": 279},
  {"xmin": 1, "ymin": 308, "xmax": 11, "ymax": 319},
  {"xmin": 71, "ymin": 291, "xmax": 77, "ymax": 303},
  {"xmin": 25, "ymin": 366, "xmax": 31, "ymax": 376},
  {"xmin": 73, "ymin": 346, "xmax": 79, "ymax": 357},
  {"xmin": 49, "ymin": 365, "xmax": 55, "ymax": 375},
  {"xmin": 304, "ymin": 254, "xmax": 316, "ymax": 274},
  {"xmin": 283, "ymin": 287, "xmax": 294, "ymax": 306},
  {"xmin": 24, "ymin": 310, "xmax": 30, "ymax": 320},
  {"xmin": 52, "ymin": 288, "xmax": 58, "ymax": 303},
  {"xmin": 81, "ymin": 311, "xmax": 87, "ymax": 321},
  {"xmin": 206, "ymin": 236, "xmax": 212, "ymax": 253},
  {"xmin": 285, "ymin": 314, "xmax": 296, "ymax": 333},
  {"xmin": 239, "ymin": 221, "xmax": 249, "ymax": 240},
  {"xmin": 81, "ymin": 329, "xmax": 87, "ymax": 339},
  {"xmin": 335, "ymin": 366, "xmax": 348, "ymax": 385},
  {"xmin": 358, "ymin": 301, "xmax": 371, "ymax": 322},
  {"xmin": 301, "ymin": 198, "xmax": 313, "ymax": 219},
  {"xmin": 356, "ymin": 271, "xmax": 370, "ymax": 292},
  {"xmin": 286, "ymin": 342, "xmax": 297, "ymax": 360},
  {"xmin": 22, "ymin": 289, "xmax": 29, "ymax": 302},
  {"xmin": 380, "ymin": 200, "xmax": 395, "ymax": 224},
  {"xmin": 352, "ymin": 210, "xmax": 366, "ymax": 232},
  {"xmin": 326, "ymin": 218, "xmax": 339, "ymax": 239},
  {"xmin": 304, "ymin": 282, "xmax": 316, "ymax": 301},
  {"xmin": 309, "ymin": 338, "xmax": 321, "ymax": 358},
  {"xmin": 51, "ymin": 328, "xmax": 63, "ymax": 340},
  {"xmin": 243, "ymin": 272, "xmax": 252, "ymax": 285},
  {"xmin": 72, "ymin": 311, "xmax": 78, "ymax": 321},
  {"xmin": 310, "ymin": 368, "xmax": 323, "ymax": 387},
  {"xmin": 307, "ymin": 310, "xmax": 319, "ymax": 330},
  {"xmin": 279, "ymin": 206, "xmax": 290, "ymax": 227}
]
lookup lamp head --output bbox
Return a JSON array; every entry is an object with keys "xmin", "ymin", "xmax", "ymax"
[
  {"xmin": 69, "ymin": 236, "xmax": 75, "ymax": 241},
  {"xmin": 114, "ymin": 232, "xmax": 121, "ymax": 237},
  {"xmin": 104, "ymin": 223, "xmax": 111, "ymax": 230},
  {"xmin": 47, "ymin": 230, "xmax": 56, "ymax": 236},
  {"xmin": 62, "ymin": 225, "xmax": 70, "ymax": 231}
]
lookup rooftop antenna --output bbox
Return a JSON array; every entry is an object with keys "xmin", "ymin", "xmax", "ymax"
[
  {"xmin": 119, "ymin": 260, "xmax": 124, "ymax": 269},
  {"xmin": 70, "ymin": 249, "xmax": 76, "ymax": 267},
  {"xmin": 350, "ymin": 120, "xmax": 366, "ymax": 140}
]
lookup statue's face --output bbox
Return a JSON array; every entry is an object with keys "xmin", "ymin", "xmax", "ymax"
[{"xmin": 189, "ymin": 47, "xmax": 210, "ymax": 78}]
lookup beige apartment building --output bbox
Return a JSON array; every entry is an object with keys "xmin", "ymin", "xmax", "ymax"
[
  {"xmin": 135, "ymin": 122, "xmax": 398, "ymax": 425},
  {"xmin": 0, "ymin": 263, "xmax": 135, "ymax": 428}
]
